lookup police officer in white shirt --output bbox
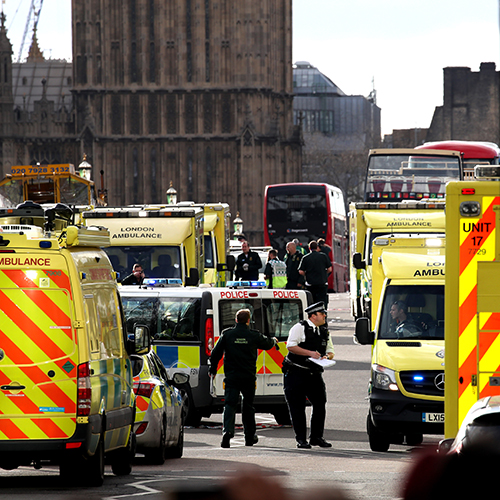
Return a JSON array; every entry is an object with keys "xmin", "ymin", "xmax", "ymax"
[{"xmin": 282, "ymin": 301, "xmax": 334, "ymax": 449}]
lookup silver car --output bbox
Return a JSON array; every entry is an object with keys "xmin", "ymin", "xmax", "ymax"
[{"xmin": 132, "ymin": 349, "xmax": 188, "ymax": 464}]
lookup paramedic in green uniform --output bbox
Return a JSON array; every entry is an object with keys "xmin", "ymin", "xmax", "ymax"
[{"xmin": 209, "ymin": 309, "xmax": 277, "ymax": 448}]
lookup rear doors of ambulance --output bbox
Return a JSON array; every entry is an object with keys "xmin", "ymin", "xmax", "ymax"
[{"xmin": 0, "ymin": 254, "xmax": 78, "ymax": 444}]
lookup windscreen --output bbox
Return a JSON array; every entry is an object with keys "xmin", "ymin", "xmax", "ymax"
[
  {"xmin": 378, "ymin": 284, "xmax": 444, "ymax": 340},
  {"xmin": 218, "ymin": 298, "xmax": 303, "ymax": 341},
  {"xmin": 0, "ymin": 178, "xmax": 23, "ymax": 207},
  {"xmin": 266, "ymin": 185, "xmax": 328, "ymax": 255},
  {"xmin": 122, "ymin": 295, "xmax": 201, "ymax": 341},
  {"xmin": 365, "ymin": 153, "xmax": 460, "ymax": 201},
  {"xmin": 105, "ymin": 246, "xmax": 182, "ymax": 281}
]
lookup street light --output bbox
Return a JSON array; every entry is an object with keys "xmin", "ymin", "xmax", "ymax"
[
  {"xmin": 78, "ymin": 154, "xmax": 92, "ymax": 181},
  {"xmin": 166, "ymin": 181, "xmax": 177, "ymax": 205},
  {"xmin": 233, "ymin": 211, "xmax": 243, "ymax": 239}
]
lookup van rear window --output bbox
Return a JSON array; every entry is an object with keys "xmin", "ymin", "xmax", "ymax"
[
  {"xmin": 122, "ymin": 296, "xmax": 201, "ymax": 342},
  {"xmin": 219, "ymin": 299, "xmax": 303, "ymax": 341}
]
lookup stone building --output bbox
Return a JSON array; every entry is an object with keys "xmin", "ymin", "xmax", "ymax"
[
  {"xmin": 426, "ymin": 62, "xmax": 500, "ymax": 144},
  {"xmin": 0, "ymin": 2, "xmax": 302, "ymax": 243},
  {"xmin": 71, "ymin": 0, "xmax": 302, "ymax": 241}
]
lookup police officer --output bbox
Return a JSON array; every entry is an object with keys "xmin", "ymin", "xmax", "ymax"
[
  {"xmin": 235, "ymin": 241, "xmax": 262, "ymax": 281},
  {"xmin": 284, "ymin": 241, "xmax": 305, "ymax": 289},
  {"xmin": 283, "ymin": 302, "xmax": 334, "ymax": 449},
  {"xmin": 209, "ymin": 309, "xmax": 277, "ymax": 448}
]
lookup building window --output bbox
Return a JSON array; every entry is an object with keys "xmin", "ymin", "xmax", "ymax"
[
  {"xmin": 130, "ymin": 94, "xmax": 140, "ymax": 135},
  {"xmin": 111, "ymin": 94, "xmax": 122, "ymax": 135},
  {"xmin": 185, "ymin": 94, "xmax": 195, "ymax": 134},
  {"xmin": 222, "ymin": 94, "xmax": 231, "ymax": 133},
  {"xmin": 186, "ymin": 0, "xmax": 192, "ymax": 82},
  {"xmin": 187, "ymin": 147, "xmax": 193, "ymax": 201},
  {"xmin": 151, "ymin": 147, "xmax": 157, "ymax": 204},
  {"xmin": 130, "ymin": 0, "xmax": 138, "ymax": 83},
  {"xmin": 148, "ymin": 94, "xmax": 158, "ymax": 134},
  {"xmin": 206, "ymin": 147, "xmax": 212, "ymax": 202},
  {"xmin": 205, "ymin": 0, "xmax": 210, "ymax": 82},
  {"xmin": 203, "ymin": 94, "xmax": 213, "ymax": 133},
  {"xmin": 167, "ymin": 94, "xmax": 177, "ymax": 134},
  {"xmin": 133, "ymin": 147, "xmax": 139, "ymax": 204}
]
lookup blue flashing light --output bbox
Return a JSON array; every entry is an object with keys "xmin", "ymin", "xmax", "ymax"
[
  {"xmin": 143, "ymin": 278, "xmax": 183, "ymax": 286},
  {"xmin": 226, "ymin": 280, "xmax": 266, "ymax": 288},
  {"xmin": 413, "ymin": 375, "xmax": 424, "ymax": 382},
  {"xmin": 39, "ymin": 241, "xmax": 52, "ymax": 248}
]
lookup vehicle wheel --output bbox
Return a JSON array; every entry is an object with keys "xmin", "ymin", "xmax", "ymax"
[
  {"xmin": 111, "ymin": 431, "xmax": 136, "ymax": 476},
  {"xmin": 166, "ymin": 422, "xmax": 184, "ymax": 459},
  {"xmin": 366, "ymin": 414, "xmax": 390, "ymax": 452},
  {"xmin": 406, "ymin": 433, "xmax": 423, "ymax": 446},
  {"xmin": 147, "ymin": 419, "xmax": 167, "ymax": 465},
  {"xmin": 86, "ymin": 437, "xmax": 105, "ymax": 486},
  {"xmin": 272, "ymin": 406, "xmax": 291, "ymax": 425}
]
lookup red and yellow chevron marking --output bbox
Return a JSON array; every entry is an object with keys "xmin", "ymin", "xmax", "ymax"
[
  {"xmin": 257, "ymin": 343, "xmax": 285, "ymax": 374},
  {"xmin": 0, "ymin": 268, "xmax": 77, "ymax": 440},
  {"xmin": 458, "ymin": 196, "xmax": 500, "ymax": 424}
]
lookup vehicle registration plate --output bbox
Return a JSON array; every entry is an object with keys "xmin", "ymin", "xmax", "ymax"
[{"xmin": 422, "ymin": 412, "xmax": 444, "ymax": 423}]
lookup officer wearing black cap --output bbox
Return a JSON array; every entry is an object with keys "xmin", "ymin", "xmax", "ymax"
[{"xmin": 282, "ymin": 301, "xmax": 334, "ymax": 449}]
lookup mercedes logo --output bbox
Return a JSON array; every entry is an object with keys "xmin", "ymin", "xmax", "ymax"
[
  {"xmin": 0, "ymin": 349, "xmax": 4, "ymax": 362},
  {"xmin": 434, "ymin": 373, "xmax": 445, "ymax": 391}
]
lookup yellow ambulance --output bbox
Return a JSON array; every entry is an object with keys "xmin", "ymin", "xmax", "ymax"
[
  {"xmin": 0, "ymin": 202, "xmax": 148, "ymax": 485},
  {"xmin": 445, "ymin": 166, "xmax": 500, "ymax": 437},
  {"xmin": 355, "ymin": 234, "xmax": 445, "ymax": 451}
]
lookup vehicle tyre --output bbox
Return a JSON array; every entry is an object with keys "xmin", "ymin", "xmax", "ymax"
[
  {"xmin": 147, "ymin": 418, "xmax": 167, "ymax": 465},
  {"xmin": 366, "ymin": 414, "xmax": 390, "ymax": 452},
  {"xmin": 272, "ymin": 406, "xmax": 291, "ymax": 425},
  {"xmin": 406, "ymin": 433, "xmax": 423, "ymax": 446},
  {"xmin": 166, "ymin": 422, "xmax": 184, "ymax": 459},
  {"xmin": 111, "ymin": 430, "xmax": 136, "ymax": 476}
]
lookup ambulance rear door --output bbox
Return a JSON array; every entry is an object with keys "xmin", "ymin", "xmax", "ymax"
[{"xmin": 0, "ymin": 254, "xmax": 78, "ymax": 442}]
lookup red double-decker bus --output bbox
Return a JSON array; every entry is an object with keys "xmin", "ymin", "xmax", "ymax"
[{"xmin": 264, "ymin": 183, "xmax": 348, "ymax": 293}]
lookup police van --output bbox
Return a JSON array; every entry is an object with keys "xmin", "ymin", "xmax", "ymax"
[
  {"xmin": 119, "ymin": 280, "xmax": 312, "ymax": 426},
  {"xmin": 0, "ymin": 202, "xmax": 148, "ymax": 485}
]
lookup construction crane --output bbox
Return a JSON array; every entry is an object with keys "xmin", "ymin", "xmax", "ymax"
[{"xmin": 17, "ymin": 0, "xmax": 44, "ymax": 62}]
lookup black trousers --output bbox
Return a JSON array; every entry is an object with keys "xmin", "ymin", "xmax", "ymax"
[
  {"xmin": 306, "ymin": 284, "xmax": 328, "ymax": 305},
  {"xmin": 283, "ymin": 368, "xmax": 327, "ymax": 442},
  {"xmin": 222, "ymin": 378, "xmax": 256, "ymax": 440}
]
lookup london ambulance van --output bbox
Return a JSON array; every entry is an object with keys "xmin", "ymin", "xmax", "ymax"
[
  {"xmin": 355, "ymin": 234, "xmax": 445, "ymax": 452},
  {"xmin": 0, "ymin": 202, "xmax": 149, "ymax": 486},
  {"xmin": 119, "ymin": 280, "xmax": 312, "ymax": 426}
]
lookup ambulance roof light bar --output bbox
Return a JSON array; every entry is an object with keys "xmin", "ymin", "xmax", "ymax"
[{"xmin": 226, "ymin": 280, "xmax": 266, "ymax": 289}]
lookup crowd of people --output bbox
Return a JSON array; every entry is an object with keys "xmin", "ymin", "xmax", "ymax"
[{"xmin": 234, "ymin": 237, "xmax": 333, "ymax": 305}]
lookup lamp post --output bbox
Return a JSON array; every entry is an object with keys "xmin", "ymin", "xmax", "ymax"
[
  {"xmin": 78, "ymin": 154, "xmax": 92, "ymax": 181},
  {"xmin": 233, "ymin": 212, "xmax": 243, "ymax": 239},
  {"xmin": 166, "ymin": 181, "xmax": 178, "ymax": 205}
]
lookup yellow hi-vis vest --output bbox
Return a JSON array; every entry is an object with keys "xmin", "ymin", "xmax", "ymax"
[{"xmin": 266, "ymin": 259, "xmax": 287, "ymax": 289}]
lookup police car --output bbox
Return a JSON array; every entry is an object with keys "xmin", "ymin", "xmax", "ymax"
[{"xmin": 120, "ymin": 279, "xmax": 312, "ymax": 426}]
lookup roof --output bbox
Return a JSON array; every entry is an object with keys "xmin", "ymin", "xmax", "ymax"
[
  {"xmin": 12, "ymin": 60, "xmax": 72, "ymax": 113},
  {"xmin": 293, "ymin": 61, "xmax": 345, "ymax": 96}
]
